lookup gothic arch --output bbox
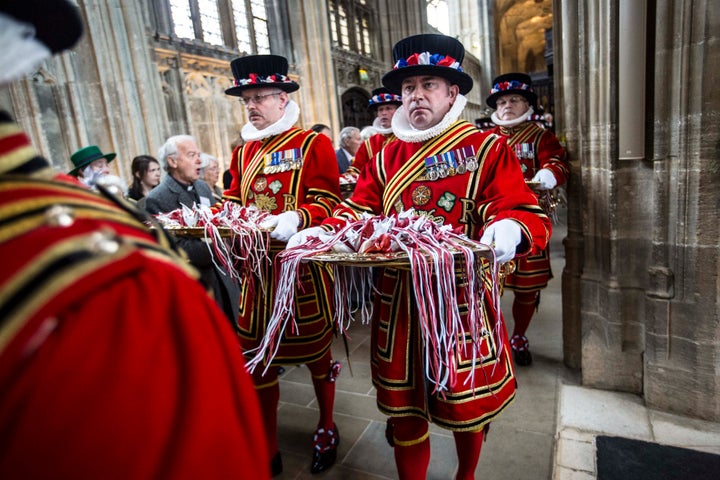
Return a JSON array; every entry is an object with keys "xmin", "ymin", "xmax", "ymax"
[{"xmin": 340, "ymin": 87, "xmax": 373, "ymax": 128}]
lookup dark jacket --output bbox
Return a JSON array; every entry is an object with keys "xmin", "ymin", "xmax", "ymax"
[
  {"xmin": 145, "ymin": 175, "xmax": 240, "ymax": 324},
  {"xmin": 335, "ymin": 148, "xmax": 351, "ymax": 174}
]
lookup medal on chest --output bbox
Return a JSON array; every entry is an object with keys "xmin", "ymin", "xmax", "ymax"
[
  {"xmin": 513, "ymin": 142, "xmax": 535, "ymax": 160},
  {"xmin": 422, "ymin": 145, "xmax": 477, "ymax": 182},
  {"xmin": 264, "ymin": 148, "xmax": 303, "ymax": 174},
  {"xmin": 253, "ymin": 176, "xmax": 268, "ymax": 192}
]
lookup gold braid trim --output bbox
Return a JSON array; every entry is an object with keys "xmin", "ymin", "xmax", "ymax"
[
  {"xmin": 0, "ymin": 233, "xmax": 135, "ymax": 353},
  {"xmin": 393, "ymin": 430, "xmax": 430, "ymax": 447}
]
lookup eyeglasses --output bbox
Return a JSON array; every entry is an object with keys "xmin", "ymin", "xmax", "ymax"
[{"xmin": 240, "ymin": 92, "xmax": 282, "ymax": 105}]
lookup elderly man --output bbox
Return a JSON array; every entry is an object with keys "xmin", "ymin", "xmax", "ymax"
[
  {"xmin": 289, "ymin": 34, "xmax": 551, "ymax": 479},
  {"xmin": 145, "ymin": 135, "xmax": 240, "ymax": 324},
  {"xmin": 0, "ymin": 1, "xmax": 268, "ymax": 478},
  {"xmin": 335, "ymin": 126, "xmax": 362, "ymax": 174},
  {"xmin": 67, "ymin": 144, "xmax": 124, "ymax": 193},
  {"xmin": 486, "ymin": 72, "xmax": 569, "ymax": 366},
  {"xmin": 345, "ymin": 87, "xmax": 402, "ymax": 178},
  {"xmin": 222, "ymin": 54, "xmax": 342, "ymax": 476}
]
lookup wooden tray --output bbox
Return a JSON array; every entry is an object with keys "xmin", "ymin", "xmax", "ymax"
[{"xmin": 157, "ymin": 226, "xmax": 235, "ymax": 238}]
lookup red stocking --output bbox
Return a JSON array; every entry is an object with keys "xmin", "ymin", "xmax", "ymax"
[
  {"xmin": 512, "ymin": 290, "xmax": 540, "ymax": 337},
  {"xmin": 391, "ymin": 416, "xmax": 430, "ymax": 480},
  {"xmin": 252, "ymin": 368, "xmax": 280, "ymax": 458},
  {"xmin": 307, "ymin": 350, "xmax": 337, "ymax": 431},
  {"xmin": 453, "ymin": 428, "xmax": 485, "ymax": 479}
]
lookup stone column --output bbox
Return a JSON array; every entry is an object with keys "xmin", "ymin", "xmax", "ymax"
[
  {"xmin": 557, "ymin": 0, "xmax": 647, "ymax": 391},
  {"xmin": 554, "ymin": 0, "xmax": 583, "ymax": 370},
  {"xmin": 476, "ymin": 0, "xmax": 498, "ymax": 95},
  {"xmin": 644, "ymin": 0, "xmax": 720, "ymax": 420},
  {"xmin": 287, "ymin": 0, "xmax": 340, "ymax": 133}
]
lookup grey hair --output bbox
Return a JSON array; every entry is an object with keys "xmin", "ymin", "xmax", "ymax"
[
  {"xmin": 338, "ymin": 126, "xmax": 360, "ymax": 148},
  {"xmin": 157, "ymin": 135, "xmax": 196, "ymax": 171},
  {"xmin": 199, "ymin": 152, "xmax": 218, "ymax": 175}
]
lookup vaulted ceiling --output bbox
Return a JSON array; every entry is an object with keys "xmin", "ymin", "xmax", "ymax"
[{"xmin": 495, "ymin": 0, "xmax": 554, "ymax": 74}]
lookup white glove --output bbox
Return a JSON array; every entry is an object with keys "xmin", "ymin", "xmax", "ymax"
[
  {"xmin": 261, "ymin": 211, "xmax": 300, "ymax": 242},
  {"xmin": 531, "ymin": 168, "xmax": 557, "ymax": 190},
  {"xmin": 286, "ymin": 226, "xmax": 333, "ymax": 249},
  {"xmin": 479, "ymin": 219, "xmax": 522, "ymax": 264}
]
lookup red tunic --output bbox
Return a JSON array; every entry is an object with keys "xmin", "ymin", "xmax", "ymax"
[
  {"xmin": 224, "ymin": 128, "xmax": 342, "ymax": 366},
  {"xmin": 346, "ymin": 132, "xmax": 396, "ymax": 176},
  {"xmin": 489, "ymin": 121, "xmax": 569, "ymax": 291},
  {"xmin": 335, "ymin": 120, "xmax": 551, "ymax": 431},
  {"xmin": 0, "ymin": 175, "xmax": 270, "ymax": 479}
]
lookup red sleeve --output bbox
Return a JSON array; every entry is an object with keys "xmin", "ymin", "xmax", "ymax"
[
  {"xmin": 476, "ymin": 136, "xmax": 552, "ymax": 255},
  {"xmin": 332, "ymin": 138, "xmax": 389, "ymax": 221},
  {"xmin": 537, "ymin": 130, "xmax": 569, "ymax": 186},
  {"xmin": 346, "ymin": 138, "xmax": 372, "ymax": 176},
  {"xmin": 296, "ymin": 132, "xmax": 342, "ymax": 228},
  {"xmin": 222, "ymin": 143, "xmax": 244, "ymax": 202}
]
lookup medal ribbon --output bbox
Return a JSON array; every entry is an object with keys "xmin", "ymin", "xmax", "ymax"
[
  {"xmin": 239, "ymin": 128, "xmax": 305, "ymax": 204},
  {"xmin": 382, "ymin": 121, "xmax": 476, "ymax": 215}
]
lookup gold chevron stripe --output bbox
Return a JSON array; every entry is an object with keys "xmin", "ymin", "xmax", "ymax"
[
  {"xmin": 382, "ymin": 121, "xmax": 477, "ymax": 214},
  {"xmin": 239, "ymin": 128, "xmax": 305, "ymax": 204}
]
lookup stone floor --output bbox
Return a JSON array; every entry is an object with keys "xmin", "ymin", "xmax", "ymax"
[{"xmin": 272, "ymin": 218, "xmax": 720, "ymax": 479}]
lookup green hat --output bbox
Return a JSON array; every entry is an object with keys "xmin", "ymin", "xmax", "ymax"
[{"xmin": 69, "ymin": 145, "xmax": 116, "ymax": 174}]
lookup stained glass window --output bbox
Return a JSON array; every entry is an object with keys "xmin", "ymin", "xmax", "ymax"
[{"xmin": 167, "ymin": 0, "xmax": 270, "ymax": 54}]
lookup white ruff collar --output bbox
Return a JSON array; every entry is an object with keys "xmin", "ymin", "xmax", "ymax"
[
  {"xmin": 491, "ymin": 106, "xmax": 534, "ymax": 128},
  {"xmin": 372, "ymin": 117, "xmax": 393, "ymax": 135},
  {"xmin": 241, "ymin": 100, "xmax": 300, "ymax": 141},
  {"xmin": 392, "ymin": 95, "xmax": 467, "ymax": 143}
]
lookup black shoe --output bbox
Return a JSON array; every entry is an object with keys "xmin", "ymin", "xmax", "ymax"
[
  {"xmin": 384, "ymin": 418, "xmax": 395, "ymax": 447},
  {"xmin": 512, "ymin": 348, "xmax": 533, "ymax": 366},
  {"xmin": 270, "ymin": 451, "xmax": 283, "ymax": 477},
  {"xmin": 311, "ymin": 424, "xmax": 339, "ymax": 474},
  {"xmin": 510, "ymin": 334, "xmax": 533, "ymax": 366}
]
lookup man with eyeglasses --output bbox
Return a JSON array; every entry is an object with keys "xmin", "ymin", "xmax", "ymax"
[
  {"xmin": 223, "ymin": 54, "xmax": 342, "ymax": 476},
  {"xmin": 486, "ymin": 72, "xmax": 569, "ymax": 367}
]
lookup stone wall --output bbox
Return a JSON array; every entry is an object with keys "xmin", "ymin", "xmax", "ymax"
[{"xmin": 557, "ymin": 0, "xmax": 720, "ymax": 421}]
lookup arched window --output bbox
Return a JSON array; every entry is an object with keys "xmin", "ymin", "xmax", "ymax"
[
  {"xmin": 426, "ymin": 0, "xmax": 449, "ymax": 34},
  {"xmin": 328, "ymin": 0, "xmax": 375, "ymax": 56},
  {"xmin": 168, "ymin": 0, "xmax": 270, "ymax": 53}
]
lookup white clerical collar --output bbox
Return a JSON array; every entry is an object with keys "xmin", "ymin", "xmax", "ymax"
[
  {"xmin": 490, "ymin": 106, "xmax": 535, "ymax": 128},
  {"xmin": 372, "ymin": 117, "xmax": 393, "ymax": 135},
  {"xmin": 241, "ymin": 100, "xmax": 300, "ymax": 141},
  {"xmin": 391, "ymin": 94, "xmax": 467, "ymax": 143}
]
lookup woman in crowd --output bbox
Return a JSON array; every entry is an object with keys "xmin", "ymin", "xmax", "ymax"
[{"xmin": 126, "ymin": 154, "xmax": 161, "ymax": 202}]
